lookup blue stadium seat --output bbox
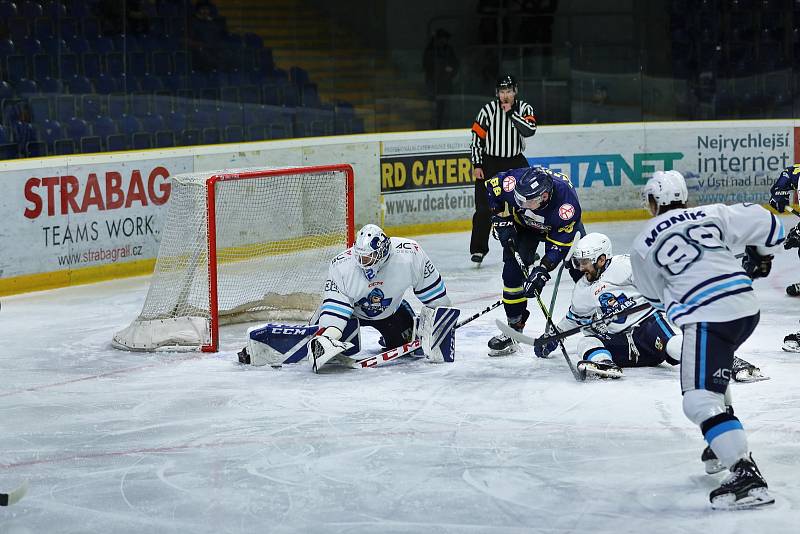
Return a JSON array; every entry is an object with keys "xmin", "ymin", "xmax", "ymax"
[
  {"xmin": 131, "ymin": 131, "xmax": 152, "ymax": 149},
  {"xmin": 20, "ymin": 36, "xmax": 43, "ymax": 55},
  {"xmin": 140, "ymin": 74, "xmax": 164, "ymax": 93},
  {"xmin": 161, "ymin": 73, "xmax": 187, "ymax": 93},
  {"xmin": 91, "ymin": 35, "xmax": 114, "ymax": 54},
  {"xmin": 33, "ymin": 17, "xmax": 54, "ymax": 40},
  {"xmin": 39, "ymin": 77, "xmax": 63, "ymax": 93},
  {"xmin": 246, "ymin": 124, "xmax": 267, "ymax": 141},
  {"xmin": 5, "ymin": 55, "xmax": 29, "ymax": 84},
  {"xmin": 0, "ymin": 38, "xmax": 14, "ymax": 56},
  {"xmin": 0, "ymin": 80, "xmax": 13, "ymax": 100},
  {"xmin": 33, "ymin": 53, "xmax": 53, "ymax": 79},
  {"xmin": 0, "ymin": 124, "xmax": 9, "ymax": 143},
  {"xmin": 14, "ymin": 78, "xmax": 38, "ymax": 94},
  {"xmin": 82, "ymin": 52, "xmax": 102, "ymax": 78},
  {"xmin": 91, "ymin": 115, "xmax": 117, "ymax": 138},
  {"xmin": 93, "ymin": 73, "xmax": 117, "ymax": 94},
  {"xmin": 128, "ymin": 94, "xmax": 150, "ymax": 116},
  {"xmin": 43, "ymin": 0, "xmax": 67, "ymax": 18},
  {"xmin": 154, "ymin": 130, "xmax": 175, "ymax": 147},
  {"xmin": 0, "ymin": 1, "xmax": 19, "ymax": 18},
  {"xmin": 105, "ymin": 52, "xmax": 124, "ymax": 76},
  {"xmin": 220, "ymin": 86, "xmax": 239, "ymax": 103},
  {"xmin": 55, "ymin": 95, "xmax": 77, "ymax": 121},
  {"xmin": 202, "ymin": 127, "xmax": 220, "ymax": 144},
  {"xmin": 8, "ymin": 18, "xmax": 29, "ymax": 43},
  {"xmin": 172, "ymin": 51, "xmax": 189, "ymax": 76},
  {"xmin": 65, "ymin": 116, "xmax": 89, "ymax": 139},
  {"xmin": 39, "ymin": 118, "xmax": 63, "ymax": 150},
  {"xmin": 152, "ymin": 95, "xmax": 174, "ymax": 116},
  {"xmin": 28, "ymin": 95, "xmax": 52, "ymax": 121},
  {"xmin": 224, "ymin": 125, "xmax": 244, "ymax": 143},
  {"xmin": 41, "ymin": 36, "xmax": 69, "ymax": 55},
  {"xmin": 53, "ymin": 138, "xmax": 76, "ymax": 155},
  {"xmin": 82, "ymin": 18, "xmax": 101, "ymax": 39},
  {"xmin": 139, "ymin": 113, "xmax": 164, "ymax": 132},
  {"xmin": 20, "ymin": 1, "xmax": 43, "ymax": 18},
  {"xmin": 80, "ymin": 135, "xmax": 101, "ymax": 153},
  {"xmin": 59, "ymin": 17, "xmax": 79, "ymax": 39},
  {"xmin": 65, "ymin": 74, "xmax": 93, "ymax": 94},
  {"xmin": 239, "ymin": 85, "xmax": 260, "ymax": 104},
  {"xmin": 26, "ymin": 140, "xmax": 47, "ymax": 157},
  {"xmin": 151, "ymin": 51, "xmax": 172, "ymax": 76},
  {"xmin": 0, "ymin": 143, "xmax": 19, "ymax": 159},
  {"xmin": 165, "ymin": 110, "xmax": 187, "ymax": 131},
  {"xmin": 117, "ymin": 114, "xmax": 141, "ymax": 135},
  {"xmin": 178, "ymin": 128, "xmax": 200, "ymax": 146},
  {"xmin": 65, "ymin": 35, "xmax": 90, "ymax": 55},
  {"xmin": 127, "ymin": 52, "xmax": 148, "ymax": 77},
  {"xmin": 81, "ymin": 94, "xmax": 105, "ymax": 118},
  {"xmin": 106, "ymin": 133, "xmax": 129, "ymax": 151},
  {"xmin": 59, "ymin": 55, "xmax": 80, "ymax": 79},
  {"xmin": 107, "ymin": 96, "xmax": 127, "ymax": 118},
  {"xmin": 13, "ymin": 120, "xmax": 37, "ymax": 151}
]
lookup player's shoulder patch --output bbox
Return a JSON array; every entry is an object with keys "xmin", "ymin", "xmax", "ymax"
[
  {"xmin": 502, "ymin": 175, "xmax": 516, "ymax": 192},
  {"xmin": 557, "ymin": 203, "xmax": 575, "ymax": 220}
]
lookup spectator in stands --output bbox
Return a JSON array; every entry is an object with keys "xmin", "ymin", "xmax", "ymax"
[
  {"xmin": 188, "ymin": 1, "xmax": 227, "ymax": 72},
  {"xmin": 423, "ymin": 28, "xmax": 459, "ymax": 129}
]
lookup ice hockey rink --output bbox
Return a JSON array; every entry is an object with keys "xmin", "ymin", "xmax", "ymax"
[{"xmin": 2, "ymin": 218, "xmax": 799, "ymax": 533}]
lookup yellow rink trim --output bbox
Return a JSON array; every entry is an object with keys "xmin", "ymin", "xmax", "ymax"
[{"xmin": 0, "ymin": 207, "xmax": 658, "ymax": 297}]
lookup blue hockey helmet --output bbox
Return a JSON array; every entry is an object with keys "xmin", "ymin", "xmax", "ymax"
[
  {"xmin": 513, "ymin": 167, "xmax": 554, "ymax": 209},
  {"xmin": 353, "ymin": 224, "xmax": 391, "ymax": 279}
]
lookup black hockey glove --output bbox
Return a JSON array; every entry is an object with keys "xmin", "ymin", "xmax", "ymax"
[
  {"xmin": 742, "ymin": 245, "xmax": 773, "ymax": 279},
  {"xmin": 524, "ymin": 265, "xmax": 550, "ymax": 297},
  {"xmin": 534, "ymin": 326, "xmax": 558, "ymax": 358},
  {"xmin": 784, "ymin": 223, "xmax": 800, "ymax": 250},
  {"xmin": 491, "ymin": 215, "xmax": 517, "ymax": 249}
]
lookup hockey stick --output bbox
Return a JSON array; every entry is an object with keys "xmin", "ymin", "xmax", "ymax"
[
  {"xmin": 357, "ymin": 338, "xmax": 422, "ymax": 368},
  {"xmin": 511, "ymin": 247, "xmax": 583, "ymax": 381},
  {"xmin": 0, "ymin": 480, "xmax": 28, "ymax": 506},
  {"xmin": 548, "ymin": 230, "xmax": 581, "ymax": 316},
  {"xmin": 455, "ymin": 300, "xmax": 502, "ymax": 329}
]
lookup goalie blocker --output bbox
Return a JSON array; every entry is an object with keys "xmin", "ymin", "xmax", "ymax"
[{"xmin": 240, "ymin": 306, "xmax": 460, "ymax": 369}]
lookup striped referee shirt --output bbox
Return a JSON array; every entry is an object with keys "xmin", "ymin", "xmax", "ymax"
[{"xmin": 470, "ymin": 99, "xmax": 537, "ymax": 167}]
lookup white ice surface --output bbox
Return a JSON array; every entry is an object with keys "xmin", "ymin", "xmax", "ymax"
[{"xmin": 2, "ymin": 219, "xmax": 799, "ymax": 533}]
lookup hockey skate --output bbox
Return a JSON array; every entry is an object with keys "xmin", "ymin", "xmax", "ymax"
[
  {"xmin": 782, "ymin": 332, "xmax": 800, "ymax": 352},
  {"xmin": 709, "ymin": 454, "xmax": 774, "ymax": 510},
  {"xmin": 702, "ymin": 446, "xmax": 725, "ymax": 474},
  {"xmin": 732, "ymin": 356, "xmax": 769, "ymax": 382},
  {"xmin": 786, "ymin": 283, "xmax": 800, "ymax": 296},
  {"xmin": 488, "ymin": 310, "xmax": 529, "ymax": 357},
  {"xmin": 471, "ymin": 252, "xmax": 485, "ymax": 265},
  {"xmin": 576, "ymin": 359, "xmax": 623, "ymax": 379}
]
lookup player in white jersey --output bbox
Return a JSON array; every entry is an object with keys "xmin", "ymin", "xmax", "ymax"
[
  {"xmin": 238, "ymin": 224, "xmax": 456, "ymax": 370},
  {"xmin": 630, "ymin": 170, "xmax": 783, "ymax": 510},
  {"xmin": 534, "ymin": 233, "xmax": 681, "ymax": 379}
]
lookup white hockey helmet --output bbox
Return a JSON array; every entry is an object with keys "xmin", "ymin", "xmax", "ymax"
[
  {"xmin": 641, "ymin": 170, "xmax": 688, "ymax": 209},
  {"xmin": 572, "ymin": 232, "xmax": 612, "ymax": 269},
  {"xmin": 353, "ymin": 224, "xmax": 391, "ymax": 279}
]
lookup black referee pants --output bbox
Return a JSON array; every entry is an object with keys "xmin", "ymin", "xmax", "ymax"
[{"xmin": 470, "ymin": 153, "xmax": 529, "ymax": 255}]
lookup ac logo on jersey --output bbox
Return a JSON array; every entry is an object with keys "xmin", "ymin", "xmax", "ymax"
[
  {"xmin": 558, "ymin": 203, "xmax": 575, "ymax": 220},
  {"xmin": 502, "ymin": 175, "xmax": 516, "ymax": 192},
  {"xmin": 357, "ymin": 288, "xmax": 392, "ymax": 317}
]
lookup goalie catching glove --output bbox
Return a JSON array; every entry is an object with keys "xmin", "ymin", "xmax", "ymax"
[{"xmin": 418, "ymin": 306, "xmax": 460, "ymax": 363}]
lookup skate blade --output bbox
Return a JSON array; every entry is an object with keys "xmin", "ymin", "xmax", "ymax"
[
  {"xmin": 488, "ymin": 346, "xmax": 517, "ymax": 357},
  {"xmin": 704, "ymin": 459, "xmax": 726, "ymax": 475},
  {"xmin": 733, "ymin": 369, "xmax": 770, "ymax": 383},
  {"xmin": 782, "ymin": 342, "xmax": 800, "ymax": 353},
  {"xmin": 577, "ymin": 364, "xmax": 623, "ymax": 380},
  {"xmin": 711, "ymin": 488, "xmax": 775, "ymax": 510}
]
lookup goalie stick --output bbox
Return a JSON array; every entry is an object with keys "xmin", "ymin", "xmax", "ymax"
[{"xmin": 1, "ymin": 480, "xmax": 28, "ymax": 506}]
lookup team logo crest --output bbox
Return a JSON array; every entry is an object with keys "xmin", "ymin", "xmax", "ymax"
[
  {"xmin": 357, "ymin": 288, "xmax": 392, "ymax": 317},
  {"xmin": 502, "ymin": 176, "xmax": 516, "ymax": 192},
  {"xmin": 598, "ymin": 292, "xmax": 631, "ymax": 324},
  {"xmin": 558, "ymin": 203, "xmax": 575, "ymax": 220}
]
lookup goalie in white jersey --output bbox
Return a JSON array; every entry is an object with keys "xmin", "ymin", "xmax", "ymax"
[
  {"xmin": 238, "ymin": 224, "xmax": 457, "ymax": 370},
  {"xmin": 630, "ymin": 170, "xmax": 784, "ymax": 510},
  {"xmin": 534, "ymin": 233, "xmax": 681, "ymax": 379}
]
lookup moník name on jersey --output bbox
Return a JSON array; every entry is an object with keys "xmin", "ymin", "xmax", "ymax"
[
  {"xmin": 598, "ymin": 292, "xmax": 632, "ymax": 324},
  {"xmin": 357, "ymin": 288, "xmax": 393, "ymax": 317}
]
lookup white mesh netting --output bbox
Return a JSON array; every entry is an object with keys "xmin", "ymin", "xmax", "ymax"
[{"xmin": 113, "ymin": 165, "xmax": 353, "ymax": 351}]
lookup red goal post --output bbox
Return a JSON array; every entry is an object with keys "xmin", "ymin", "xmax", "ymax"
[{"xmin": 113, "ymin": 164, "xmax": 355, "ymax": 352}]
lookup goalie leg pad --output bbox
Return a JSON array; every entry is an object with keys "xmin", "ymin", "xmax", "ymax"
[
  {"xmin": 246, "ymin": 323, "xmax": 320, "ymax": 367},
  {"xmin": 420, "ymin": 306, "xmax": 460, "ymax": 363}
]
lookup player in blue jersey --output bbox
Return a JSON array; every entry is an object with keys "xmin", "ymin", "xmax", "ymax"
[{"xmin": 484, "ymin": 165, "xmax": 585, "ymax": 355}]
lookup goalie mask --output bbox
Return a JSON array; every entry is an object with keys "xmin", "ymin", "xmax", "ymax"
[
  {"xmin": 353, "ymin": 224, "xmax": 391, "ymax": 280},
  {"xmin": 572, "ymin": 233, "xmax": 612, "ymax": 281}
]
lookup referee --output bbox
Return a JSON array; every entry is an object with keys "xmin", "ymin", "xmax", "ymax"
[{"xmin": 469, "ymin": 74, "xmax": 537, "ymax": 264}]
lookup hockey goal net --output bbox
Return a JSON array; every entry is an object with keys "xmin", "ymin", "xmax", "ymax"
[{"xmin": 113, "ymin": 164, "xmax": 355, "ymax": 352}]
